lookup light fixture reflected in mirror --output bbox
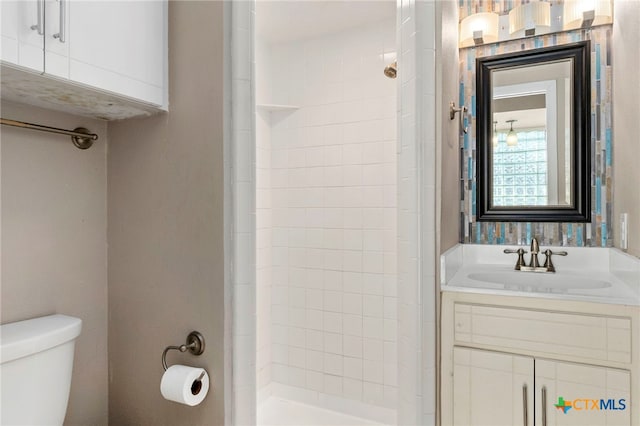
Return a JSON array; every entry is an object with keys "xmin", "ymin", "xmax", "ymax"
[
  {"xmin": 563, "ymin": 0, "xmax": 612, "ymax": 30},
  {"xmin": 509, "ymin": 1, "xmax": 551, "ymax": 37},
  {"xmin": 492, "ymin": 121, "xmax": 499, "ymax": 147},
  {"xmin": 460, "ymin": 12, "xmax": 499, "ymax": 47},
  {"xmin": 506, "ymin": 119, "xmax": 518, "ymax": 146}
]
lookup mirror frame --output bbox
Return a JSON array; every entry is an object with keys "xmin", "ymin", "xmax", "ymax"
[{"xmin": 476, "ymin": 41, "xmax": 591, "ymax": 222}]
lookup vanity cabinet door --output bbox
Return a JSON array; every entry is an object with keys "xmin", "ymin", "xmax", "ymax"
[
  {"xmin": 453, "ymin": 347, "xmax": 534, "ymax": 426},
  {"xmin": 1, "ymin": 0, "xmax": 44, "ymax": 72},
  {"xmin": 535, "ymin": 359, "xmax": 630, "ymax": 426}
]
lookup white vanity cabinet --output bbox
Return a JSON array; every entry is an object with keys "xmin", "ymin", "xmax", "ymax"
[
  {"xmin": 1, "ymin": 0, "xmax": 167, "ymax": 117},
  {"xmin": 442, "ymin": 292, "xmax": 637, "ymax": 426}
]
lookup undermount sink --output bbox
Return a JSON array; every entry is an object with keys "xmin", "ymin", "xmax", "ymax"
[{"xmin": 468, "ymin": 271, "xmax": 612, "ymax": 290}]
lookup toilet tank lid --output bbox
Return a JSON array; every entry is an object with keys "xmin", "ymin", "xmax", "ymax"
[{"xmin": 0, "ymin": 314, "xmax": 82, "ymax": 364}]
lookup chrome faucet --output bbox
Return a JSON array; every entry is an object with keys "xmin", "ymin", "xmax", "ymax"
[
  {"xmin": 503, "ymin": 238, "xmax": 567, "ymax": 273},
  {"xmin": 529, "ymin": 238, "xmax": 540, "ymax": 268}
]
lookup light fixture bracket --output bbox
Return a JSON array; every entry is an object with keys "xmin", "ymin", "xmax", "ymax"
[
  {"xmin": 581, "ymin": 9, "xmax": 595, "ymax": 28},
  {"xmin": 473, "ymin": 30, "xmax": 484, "ymax": 45}
]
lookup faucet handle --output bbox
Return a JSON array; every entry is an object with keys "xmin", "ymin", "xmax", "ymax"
[
  {"xmin": 543, "ymin": 249, "xmax": 568, "ymax": 273},
  {"xmin": 504, "ymin": 248, "xmax": 528, "ymax": 270}
]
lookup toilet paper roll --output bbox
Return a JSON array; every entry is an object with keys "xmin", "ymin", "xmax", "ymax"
[{"xmin": 160, "ymin": 365, "xmax": 210, "ymax": 406}]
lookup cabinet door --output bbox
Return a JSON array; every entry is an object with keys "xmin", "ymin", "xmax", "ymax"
[
  {"xmin": 67, "ymin": 1, "xmax": 166, "ymax": 106},
  {"xmin": 43, "ymin": 0, "xmax": 69, "ymax": 78},
  {"xmin": 1, "ymin": 0, "xmax": 44, "ymax": 72},
  {"xmin": 535, "ymin": 359, "xmax": 630, "ymax": 426},
  {"xmin": 453, "ymin": 347, "xmax": 534, "ymax": 426}
]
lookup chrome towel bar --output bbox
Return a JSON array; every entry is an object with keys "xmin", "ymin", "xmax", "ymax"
[{"xmin": 0, "ymin": 117, "xmax": 98, "ymax": 149}]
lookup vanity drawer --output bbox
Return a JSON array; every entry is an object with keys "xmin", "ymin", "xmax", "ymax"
[{"xmin": 454, "ymin": 303, "xmax": 632, "ymax": 364}]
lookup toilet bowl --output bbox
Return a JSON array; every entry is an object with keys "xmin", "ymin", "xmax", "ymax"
[{"xmin": 0, "ymin": 314, "xmax": 82, "ymax": 426}]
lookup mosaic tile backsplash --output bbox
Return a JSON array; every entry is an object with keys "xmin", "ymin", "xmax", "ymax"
[{"xmin": 460, "ymin": 27, "xmax": 613, "ymax": 247}]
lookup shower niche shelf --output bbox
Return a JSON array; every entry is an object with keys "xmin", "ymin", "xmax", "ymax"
[{"xmin": 256, "ymin": 104, "xmax": 300, "ymax": 112}]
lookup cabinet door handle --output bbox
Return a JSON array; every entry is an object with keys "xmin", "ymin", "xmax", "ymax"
[
  {"xmin": 52, "ymin": 0, "xmax": 66, "ymax": 43},
  {"xmin": 541, "ymin": 386, "xmax": 547, "ymax": 426},
  {"xmin": 30, "ymin": 0, "xmax": 44, "ymax": 35},
  {"xmin": 522, "ymin": 383, "xmax": 528, "ymax": 426}
]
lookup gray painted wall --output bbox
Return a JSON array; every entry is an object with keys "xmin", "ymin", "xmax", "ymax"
[
  {"xmin": 1, "ymin": 100, "xmax": 108, "ymax": 425},
  {"xmin": 613, "ymin": 0, "xmax": 640, "ymax": 258},
  {"xmin": 107, "ymin": 2, "xmax": 226, "ymax": 424}
]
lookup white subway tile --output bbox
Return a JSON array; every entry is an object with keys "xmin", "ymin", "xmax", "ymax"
[
  {"xmin": 363, "ymin": 338, "xmax": 384, "ymax": 361},
  {"xmin": 343, "ymin": 357, "xmax": 364, "ymax": 380},
  {"xmin": 363, "ymin": 360, "xmax": 384, "ymax": 384},
  {"xmin": 343, "ymin": 335, "xmax": 363, "ymax": 358},
  {"xmin": 343, "ymin": 378, "xmax": 363, "ymax": 400},
  {"xmin": 306, "ymin": 309, "xmax": 323, "ymax": 330},
  {"xmin": 324, "ymin": 374, "xmax": 343, "ymax": 396},
  {"xmin": 363, "ymin": 317, "xmax": 384, "ymax": 340},
  {"xmin": 323, "ymin": 270, "xmax": 343, "ymax": 291},
  {"xmin": 362, "ymin": 273, "xmax": 384, "ymax": 295},
  {"xmin": 324, "ymin": 332, "xmax": 343, "ymax": 355},
  {"xmin": 323, "ymin": 353, "xmax": 343, "ymax": 376},
  {"xmin": 343, "ymin": 314, "xmax": 363, "ymax": 337},
  {"xmin": 306, "ymin": 329, "xmax": 324, "ymax": 351},
  {"xmin": 363, "ymin": 382, "xmax": 385, "ymax": 406},
  {"xmin": 342, "ymin": 293, "xmax": 363, "ymax": 315},
  {"xmin": 323, "ymin": 311, "xmax": 343, "ymax": 333},
  {"xmin": 306, "ymin": 349, "xmax": 324, "ymax": 372},
  {"xmin": 323, "ymin": 290, "xmax": 343, "ymax": 313},
  {"xmin": 343, "ymin": 272, "xmax": 363, "ymax": 294},
  {"xmin": 306, "ymin": 370, "xmax": 324, "ymax": 392},
  {"xmin": 306, "ymin": 289, "xmax": 323, "ymax": 310},
  {"xmin": 288, "ymin": 346, "xmax": 306, "ymax": 369}
]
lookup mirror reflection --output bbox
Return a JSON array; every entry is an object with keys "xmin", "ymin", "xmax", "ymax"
[
  {"xmin": 476, "ymin": 41, "xmax": 590, "ymax": 222},
  {"xmin": 491, "ymin": 59, "xmax": 573, "ymax": 207}
]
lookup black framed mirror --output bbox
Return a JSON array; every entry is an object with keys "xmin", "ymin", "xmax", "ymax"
[{"xmin": 476, "ymin": 41, "xmax": 590, "ymax": 222}]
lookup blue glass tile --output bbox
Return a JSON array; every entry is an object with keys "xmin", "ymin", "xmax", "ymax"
[
  {"xmin": 568, "ymin": 223, "xmax": 573, "ymax": 241},
  {"xmin": 471, "ymin": 95, "xmax": 476, "ymax": 117},
  {"xmin": 577, "ymin": 226, "xmax": 584, "ymax": 246},
  {"xmin": 601, "ymin": 222, "xmax": 607, "ymax": 247},
  {"xmin": 459, "ymin": 82, "xmax": 465, "ymax": 108},
  {"xmin": 526, "ymin": 223, "xmax": 532, "ymax": 242},
  {"xmin": 472, "ymin": 181, "xmax": 476, "ymax": 214},
  {"xmin": 476, "ymin": 222, "xmax": 482, "ymax": 243},
  {"xmin": 535, "ymin": 38, "xmax": 543, "ymax": 49}
]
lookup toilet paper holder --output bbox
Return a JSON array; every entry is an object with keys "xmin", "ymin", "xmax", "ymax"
[{"xmin": 162, "ymin": 331, "xmax": 206, "ymax": 371}]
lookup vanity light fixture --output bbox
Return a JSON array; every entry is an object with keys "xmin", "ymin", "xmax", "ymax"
[
  {"xmin": 492, "ymin": 121, "xmax": 499, "ymax": 147},
  {"xmin": 563, "ymin": 0, "xmax": 612, "ymax": 30},
  {"xmin": 509, "ymin": 1, "xmax": 551, "ymax": 37},
  {"xmin": 506, "ymin": 119, "xmax": 518, "ymax": 146},
  {"xmin": 459, "ymin": 12, "xmax": 499, "ymax": 47}
]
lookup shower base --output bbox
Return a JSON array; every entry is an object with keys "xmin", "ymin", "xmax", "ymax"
[{"xmin": 257, "ymin": 397, "xmax": 388, "ymax": 426}]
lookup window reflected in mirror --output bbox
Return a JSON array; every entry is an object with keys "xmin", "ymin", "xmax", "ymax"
[{"xmin": 491, "ymin": 59, "xmax": 573, "ymax": 208}]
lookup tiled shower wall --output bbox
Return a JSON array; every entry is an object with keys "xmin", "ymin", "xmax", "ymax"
[
  {"xmin": 258, "ymin": 19, "xmax": 398, "ymax": 409},
  {"xmin": 460, "ymin": 27, "xmax": 613, "ymax": 247},
  {"xmin": 256, "ymin": 108, "xmax": 272, "ymax": 391}
]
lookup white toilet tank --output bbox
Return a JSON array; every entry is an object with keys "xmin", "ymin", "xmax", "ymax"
[{"xmin": 0, "ymin": 314, "xmax": 82, "ymax": 426}]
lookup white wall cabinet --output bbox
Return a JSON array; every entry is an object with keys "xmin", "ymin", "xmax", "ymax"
[
  {"xmin": 1, "ymin": 0, "xmax": 167, "ymax": 118},
  {"xmin": 1, "ymin": 1, "xmax": 45, "ymax": 72},
  {"xmin": 442, "ymin": 293, "xmax": 637, "ymax": 426}
]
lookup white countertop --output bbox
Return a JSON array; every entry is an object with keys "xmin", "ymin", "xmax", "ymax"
[{"xmin": 441, "ymin": 244, "xmax": 640, "ymax": 306}]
